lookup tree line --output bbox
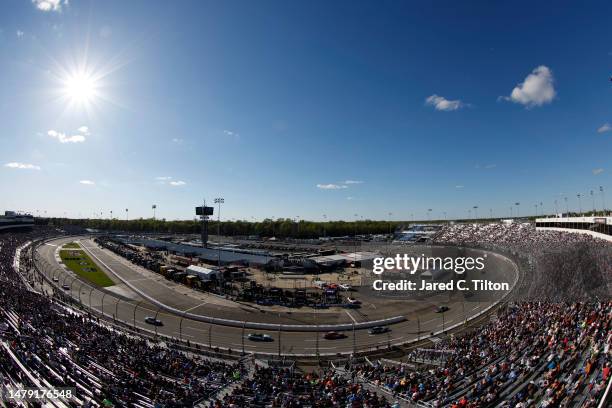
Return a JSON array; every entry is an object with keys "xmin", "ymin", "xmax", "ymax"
[{"xmin": 43, "ymin": 217, "xmax": 411, "ymax": 239}]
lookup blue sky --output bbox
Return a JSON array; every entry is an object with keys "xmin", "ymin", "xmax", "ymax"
[{"xmin": 1, "ymin": 0, "xmax": 611, "ymax": 221}]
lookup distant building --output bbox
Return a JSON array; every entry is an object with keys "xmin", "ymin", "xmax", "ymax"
[{"xmin": 535, "ymin": 216, "xmax": 612, "ymax": 242}]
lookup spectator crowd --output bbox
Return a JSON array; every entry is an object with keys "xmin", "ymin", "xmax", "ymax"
[
  {"xmin": 0, "ymin": 224, "xmax": 610, "ymax": 408},
  {"xmin": 433, "ymin": 223, "xmax": 612, "ymax": 300}
]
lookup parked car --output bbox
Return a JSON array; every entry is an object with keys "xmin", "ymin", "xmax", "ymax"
[
  {"xmin": 248, "ymin": 333, "xmax": 273, "ymax": 342},
  {"xmin": 347, "ymin": 297, "xmax": 361, "ymax": 304},
  {"xmin": 338, "ymin": 284, "xmax": 351, "ymax": 291},
  {"xmin": 52, "ymin": 277, "xmax": 59, "ymax": 282},
  {"xmin": 61, "ymin": 284, "xmax": 70, "ymax": 290},
  {"xmin": 144, "ymin": 316, "xmax": 163, "ymax": 326},
  {"xmin": 436, "ymin": 306, "xmax": 449, "ymax": 313}
]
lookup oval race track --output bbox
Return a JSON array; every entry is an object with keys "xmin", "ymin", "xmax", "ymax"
[{"xmin": 34, "ymin": 235, "xmax": 519, "ymax": 357}]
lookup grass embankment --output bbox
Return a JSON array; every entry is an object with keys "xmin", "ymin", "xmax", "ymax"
[{"xmin": 60, "ymin": 242, "xmax": 115, "ymax": 287}]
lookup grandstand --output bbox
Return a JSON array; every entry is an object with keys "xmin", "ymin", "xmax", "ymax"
[
  {"xmin": 1, "ymin": 225, "xmax": 610, "ymax": 407},
  {"xmin": 535, "ymin": 216, "xmax": 612, "ymax": 242}
]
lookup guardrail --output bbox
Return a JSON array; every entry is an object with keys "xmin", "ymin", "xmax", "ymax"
[
  {"xmin": 30, "ymin": 235, "xmax": 520, "ymax": 358},
  {"xmin": 79, "ymin": 239, "xmax": 406, "ymax": 332}
]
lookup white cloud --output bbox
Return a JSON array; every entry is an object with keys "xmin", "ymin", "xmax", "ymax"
[
  {"xmin": 503, "ymin": 65, "xmax": 556, "ymax": 107},
  {"xmin": 593, "ymin": 168, "xmax": 604, "ymax": 175},
  {"xmin": 223, "ymin": 130, "xmax": 237, "ymax": 136},
  {"xmin": 346, "ymin": 196, "xmax": 354, "ymax": 200},
  {"xmin": 344, "ymin": 180, "xmax": 363, "ymax": 184},
  {"xmin": 317, "ymin": 183, "xmax": 348, "ymax": 190},
  {"xmin": 171, "ymin": 138, "xmax": 183, "ymax": 143},
  {"xmin": 455, "ymin": 185, "xmax": 464, "ymax": 189},
  {"xmin": 79, "ymin": 180, "xmax": 95, "ymax": 185},
  {"xmin": 16, "ymin": 30, "xmax": 24, "ymax": 38},
  {"xmin": 32, "ymin": 0, "xmax": 64, "ymax": 12},
  {"xmin": 155, "ymin": 176, "xmax": 172, "ymax": 181},
  {"xmin": 4, "ymin": 162, "xmax": 40, "ymax": 170},
  {"xmin": 475, "ymin": 163, "xmax": 497, "ymax": 170},
  {"xmin": 425, "ymin": 94, "xmax": 464, "ymax": 111},
  {"xmin": 597, "ymin": 123, "xmax": 612, "ymax": 133},
  {"xmin": 48, "ymin": 129, "xmax": 86, "ymax": 143},
  {"xmin": 77, "ymin": 126, "xmax": 90, "ymax": 135},
  {"xmin": 169, "ymin": 180, "xmax": 186, "ymax": 186}
]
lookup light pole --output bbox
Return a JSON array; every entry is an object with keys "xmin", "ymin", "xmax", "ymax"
[
  {"xmin": 590, "ymin": 190, "xmax": 595, "ymax": 214},
  {"xmin": 473, "ymin": 206, "xmax": 478, "ymax": 219},
  {"xmin": 214, "ymin": 198, "xmax": 224, "ymax": 269},
  {"xmin": 564, "ymin": 197, "xmax": 569, "ymax": 215},
  {"xmin": 554, "ymin": 200, "xmax": 558, "ymax": 216},
  {"xmin": 152, "ymin": 204, "xmax": 157, "ymax": 220},
  {"xmin": 353, "ymin": 214, "xmax": 358, "ymax": 266},
  {"xmin": 515, "ymin": 202, "xmax": 520, "ymax": 218},
  {"xmin": 125, "ymin": 208, "xmax": 129, "ymax": 222},
  {"xmin": 600, "ymin": 186, "xmax": 607, "ymax": 216},
  {"xmin": 577, "ymin": 194, "xmax": 582, "ymax": 215},
  {"xmin": 323, "ymin": 214, "xmax": 327, "ymax": 238}
]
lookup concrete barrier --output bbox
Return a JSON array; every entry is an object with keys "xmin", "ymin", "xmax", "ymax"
[{"xmin": 79, "ymin": 240, "xmax": 406, "ymax": 332}]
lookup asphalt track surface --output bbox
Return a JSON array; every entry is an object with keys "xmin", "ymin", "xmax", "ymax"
[{"xmin": 34, "ymin": 236, "xmax": 514, "ymax": 357}]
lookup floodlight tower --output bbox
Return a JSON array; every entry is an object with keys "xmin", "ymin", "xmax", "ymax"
[
  {"xmin": 214, "ymin": 197, "xmax": 224, "ymax": 267},
  {"xmin": 196, "ymin": 199, "xmax": 213, "ymax": 248}
]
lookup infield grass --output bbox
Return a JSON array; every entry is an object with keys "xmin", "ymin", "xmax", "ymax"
[{"xmin": 59, "ymin": 244, "xmax": 115, "ymax": 287}]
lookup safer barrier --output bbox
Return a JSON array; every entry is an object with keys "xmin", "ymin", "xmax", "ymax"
[{"xmin": 77, "ymin": 238, "xmax": 406, "ymax": 332}]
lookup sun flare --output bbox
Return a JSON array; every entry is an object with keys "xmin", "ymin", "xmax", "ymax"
[{"xmin": 62, "ymin": 72, "xmax": 98, "ymax": 104}]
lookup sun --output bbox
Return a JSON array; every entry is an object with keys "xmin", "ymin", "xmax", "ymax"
[
  {"xmin": 49, "ymin": 51, "xmax": 127, "ymax": 116},
  {"xmin": 62, "ymin": 72, "xmax": 98, "ymax": 104}
]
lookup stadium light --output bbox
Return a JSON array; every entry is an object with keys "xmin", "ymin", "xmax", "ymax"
[
  {"xmin": 515, "ymin": 202, "xmax": 520, "ymax": 218},
  {"xmin": 590, "ymin": 190, "xmax": 595, "ymax": 214},
  {"xmin": 564, "ymin": 196, "xmax": 569, "ymax": 215},
  {"xmin": 152, "ymin": 204, "xmax": 157, "ymax": 220},
  {"xmin": 322, "ymin": 214, "xmax": 327, "ymax": 238},
  {"xmin": 577, "ymin": 194, "xmax": 582, "ymax": 215},
  {"xmin": 214, "ymin": 197, "xmax": 224, "ymax": 269},
  {"xmin": 600, "ymin": 186, "xmax": 607, "ymax": 216},
  {"xmin": 473, "ymin": 206, "xmax": 478, "ymax": 219}
]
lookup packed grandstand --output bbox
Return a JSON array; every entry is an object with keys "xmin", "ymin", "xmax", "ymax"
[{"xmin": 0, "ymin": 223, "xmax": 610, "ymax": 407}]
